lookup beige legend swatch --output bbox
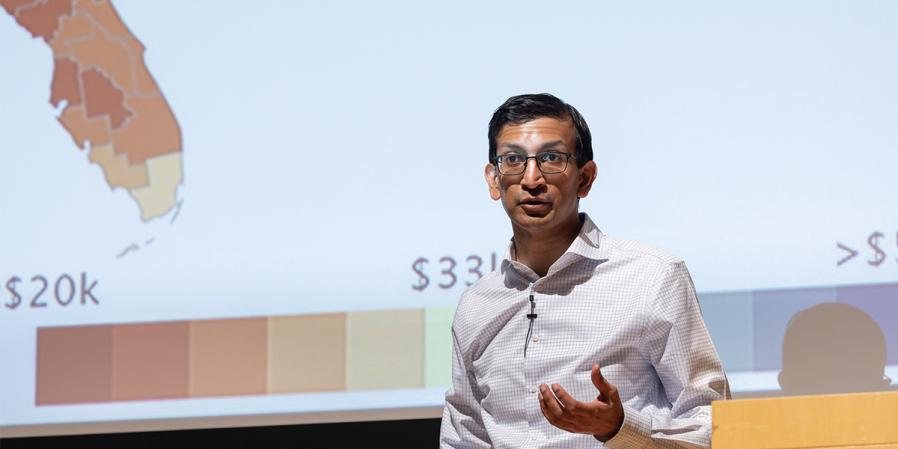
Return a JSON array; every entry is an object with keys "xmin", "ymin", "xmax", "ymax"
[
  {"xmin": 268, "ymin": 314, "xmax": 346, "ymax": 393},
  {"xmin": 346, "ymin": 309, "xmax": 425, "ymax": 391}
]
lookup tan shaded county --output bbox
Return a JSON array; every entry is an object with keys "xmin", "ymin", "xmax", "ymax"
[
  {"xmin": 112, "ymin": 95, "xmax": 180, "ymax": 163},
  {"xmin": 48, "ymin": 10, "xmax": 91, "ymax": 55},
  {"xmin": 70, "ymin": 21, "xmax": 136, "ymax": 93},
  {"xmin": 129, "ymin": 152, "xmax": 182, "ymax": 221},
  {"xmin": 50, "ymin": 57, "xmax": 81, "ymax": 108},
  {"xmin": 13, "ymin": 0, "xmax": 70, "ymax": 41},
  {"xmin": 82, "ymin": 68, "xmax": 131, "ymax": 128},
  {"xmin": 58, "ymin": 105, "xmax": 111, "ymax": 149},
  {"xmin": 89, "ymin": 145, "xmax": 149, "ymax": 190}
]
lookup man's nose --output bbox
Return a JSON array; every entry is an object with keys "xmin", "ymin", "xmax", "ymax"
[{"xmin": 520, "ymin": 158, "xmax": 545, "ymax": 189}]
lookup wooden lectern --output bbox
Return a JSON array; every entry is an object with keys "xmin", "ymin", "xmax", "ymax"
[{"xmin": 712, "ymin": 391, "xmax": 898, "ymax": 448}]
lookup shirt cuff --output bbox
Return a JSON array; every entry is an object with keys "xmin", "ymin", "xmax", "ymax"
[{"xmin": 599, "ymin": 404, "xmax": 652, "ymax": 449}]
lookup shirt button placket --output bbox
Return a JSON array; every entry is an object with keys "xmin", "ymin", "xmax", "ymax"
[{"xmin": 524, "ymin": 284, "xmax": 541, "ymax": 437}]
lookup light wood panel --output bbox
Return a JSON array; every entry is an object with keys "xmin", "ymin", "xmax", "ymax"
[{"xmin": 712, "ymin": 391, "xmax": 898, "ymax": 449}]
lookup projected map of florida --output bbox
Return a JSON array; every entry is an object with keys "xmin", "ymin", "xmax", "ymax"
[{"xmin": 2, "ymin": 0, "xmax": 182, "ymax": 222}]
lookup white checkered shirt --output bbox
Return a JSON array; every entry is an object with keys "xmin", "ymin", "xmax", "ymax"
[{"xmin": 440, "ymin": 213, "xmax": 729, "ymax": 448}]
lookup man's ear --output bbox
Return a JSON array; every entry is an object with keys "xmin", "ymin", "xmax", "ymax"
[
  {"xmin": 577, "ymin": 160, "xmax": 598, "ymax": 198},
  {"xmin": 484, "ymin": 163, "xmax": 501, "ymax": 200}
]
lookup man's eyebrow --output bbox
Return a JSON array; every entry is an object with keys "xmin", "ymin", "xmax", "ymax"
[
  {"xmin": 498, "ymin": 141, "xmax": 566, "ymax": 153},
  {"xmin": 498, "ymin": 143, "xmax": 526, "ymax": 153}
]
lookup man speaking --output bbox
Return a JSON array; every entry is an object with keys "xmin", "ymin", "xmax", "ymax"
[{"xmin": 440, "ymin": 94, "xmax": 729, "ymax": 448}]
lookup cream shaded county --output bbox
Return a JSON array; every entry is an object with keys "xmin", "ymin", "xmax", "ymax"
[
  {"xmin": 81, "ymin": 68, "xmax": 131, "ymax": 129},
  {"xmin": 58, "ymin": 105, "xmax": 111, "ymax": 149},
  {"xmin": 129, "ymin": 153, "xmax": 182, "ymax": 221},
  {"xmin": 89, "ymin": 145, "xmax": 149, "ymax": 190},
  {"xmin": 50, "ymin": 57, "xmax": 81, "ymax": 108},
  {"xmin": 112, "ymin": 95, "xmax": 180, "ymax": 164},
  {"xmin": 48, "ymin": 10, "xmax": 91, "ymax": 55},
  {"xmin": 12, "ymin": 0, "xmax": 70, "ymax": 41},
  {"xmin": 70, "ymin": 20, "xmax": 136, "ymax": 93}
]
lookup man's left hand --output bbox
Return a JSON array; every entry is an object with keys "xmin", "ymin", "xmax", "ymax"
[{"xmin": 538, "ymin": 364, "xmax": 625, "ymax": 440}]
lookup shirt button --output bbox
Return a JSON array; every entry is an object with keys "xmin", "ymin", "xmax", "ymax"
[
  {"xmin": 530, "ymin": 385, "xmax": 537, "ymax": 394},
  {"xmin": 531, "ymin": 335, "xmax": 540, "ymax": 343}
]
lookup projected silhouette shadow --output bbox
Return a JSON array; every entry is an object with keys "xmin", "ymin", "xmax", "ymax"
[{"xmin": 778, "ymin": 303, "xmax": 891, "ymax": 395}]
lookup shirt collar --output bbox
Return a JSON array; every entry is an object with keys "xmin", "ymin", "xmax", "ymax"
[{"xmin": 502, "ymin": 212, "xmax": 607, "ymax": 282}]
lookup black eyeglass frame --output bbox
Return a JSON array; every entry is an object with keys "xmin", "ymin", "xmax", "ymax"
[{"xmin": 492, "ymin": 151, "xmax": 577, "ymax": 175}]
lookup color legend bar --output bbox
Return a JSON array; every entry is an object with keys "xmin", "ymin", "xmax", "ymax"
[
  {"xmin": 35, "ymin": 308, "xmax": 455, "ymax": 406},
  {"xmin": 34, "ymin": 281, "xmax": 898, "ymax": 406}
]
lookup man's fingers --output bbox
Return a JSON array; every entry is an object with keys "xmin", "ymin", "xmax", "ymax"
[
  {"xmin": 591, "ymin": 364, "xmax": 610, "ymax": 395},
  {"xmin": 540, "ymin": 384, "xmax": 569, "ymax": 420},
  {"xmin": 550, "ymin": 384, "xmax": 581, "ymax": 412},
  {"xmin": 591, "ymin": 364, "xmax": 617, "ymax": 407},
  {"xmin": 608, "ymin": 381, "xmax": 622, "ymax": 409},
  {"xmin": 591, "ymin": 364, "xmax": 602, "ymax": 388},
  {"xmin": 539, "ymin": 395, "xmax": 576, "ymax": 432},
  {"xmin": 538, "ymin": 389, "xmax": 552, "ymax": 418},
  {"xmin": 539, "ymin": 385, "xmax": 577, "ymax": 429}
]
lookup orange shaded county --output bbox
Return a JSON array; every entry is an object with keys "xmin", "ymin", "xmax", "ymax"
[
  {"xmin": 48, "ymin": 11, "xmax": 89, "ymax": 54},
  {"xmin": 70, "ymin": 0, "xmax": 163, "ymax": 95},
  {"xmin": 58, "ymin": 105, "xmax": 110, "ymax": 149},
  {"xmin": 112, "ymin": 95, "xmax": 181, "ymax": 164},
  {"xmin": 74, "ymin": 0, "xmax": 131, "ymax": 42},
  {"xmin": 69, "ymin": 17, "xmax": 134, "ymax": 92},
  {"xmin": 3, "ymin": 0, "xmax": 184, "ymax": 221}
]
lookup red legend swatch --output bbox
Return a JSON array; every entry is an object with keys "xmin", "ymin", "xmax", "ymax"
[{"xmin": 36, "ymin": 325, "xmax": 113, "ymax": 405}]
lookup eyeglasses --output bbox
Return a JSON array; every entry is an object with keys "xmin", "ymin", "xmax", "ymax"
[{"xmin": 493, "ymin": 151, "xmax": 576, "ymax": 175}]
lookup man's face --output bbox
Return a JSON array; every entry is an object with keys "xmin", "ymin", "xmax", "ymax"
[{"xmin": 485, "ymin": 117, "xmax": 597, "ymax": 234}]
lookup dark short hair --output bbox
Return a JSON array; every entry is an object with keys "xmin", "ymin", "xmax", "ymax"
[{"xmin": 488, "ymin": 93, "xmax": 593, "ymax": 166}]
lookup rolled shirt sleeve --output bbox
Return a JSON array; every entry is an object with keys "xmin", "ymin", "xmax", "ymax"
[{"xmin": 603, "ymin": 261, "xmax": 730, "ymax": 449}]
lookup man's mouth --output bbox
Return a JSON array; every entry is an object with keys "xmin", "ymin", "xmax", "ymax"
[{"xmin": 519, "ymin": 198, "xmax": 551, "ymax": 214}]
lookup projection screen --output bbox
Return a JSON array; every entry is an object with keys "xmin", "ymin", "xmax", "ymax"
[{"xmin": 2, "ymin": 0, "xmax": 897, "ymax": 437}]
